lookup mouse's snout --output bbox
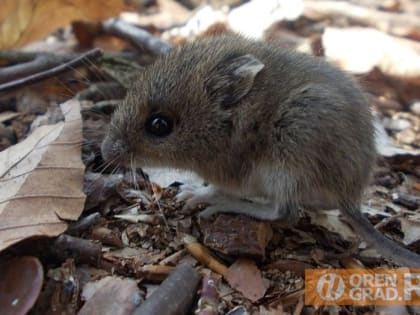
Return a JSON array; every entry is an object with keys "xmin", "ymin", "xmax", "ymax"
[{"xmin": 101, "ymin": 135, "xmax": 128, "ymax": 163}]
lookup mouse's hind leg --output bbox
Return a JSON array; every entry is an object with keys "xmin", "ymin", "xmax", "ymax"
[{"xmin": 177, "ymin": 183, "xmax": 299, "ymax": 222}]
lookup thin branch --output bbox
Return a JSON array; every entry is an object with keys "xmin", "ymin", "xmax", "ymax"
[
  {"xmin": 102, "ymin": 18, "xmax": 172, "ymax": 55},
  {"xmin": 0, "ymin": 48, "xmax": 103, "ymax": 93},
  {"xmin": 0, "ymin": 53, "xmax": 75, "ymax": 84}
]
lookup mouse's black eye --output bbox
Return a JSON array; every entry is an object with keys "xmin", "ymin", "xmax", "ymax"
[{"xmin": 145, "ymin": 113, "xmax": 173, "ymax": 137}]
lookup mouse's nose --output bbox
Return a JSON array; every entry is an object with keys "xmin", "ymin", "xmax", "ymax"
[{"xmin": 101, "ymin": 136, "xmax": 127, "ymax": 162}]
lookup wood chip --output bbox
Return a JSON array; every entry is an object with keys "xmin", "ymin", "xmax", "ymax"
[{"xmin": 201, "ymin": 214, "xmax": 273, "ymax": 258}]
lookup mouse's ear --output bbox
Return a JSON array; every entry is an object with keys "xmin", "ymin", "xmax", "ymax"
[{"xmin": 206, "ymin": 54, "xmax": 264, "ymax": 108}]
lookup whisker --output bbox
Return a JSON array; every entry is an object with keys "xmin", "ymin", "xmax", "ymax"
[
  {"xmin": 82, "ymin": 58, "xmax": 108, "ymax": 82},
  {"xmin": 130, "ymin": 154, "xmax": 139, "ymax": 191}
]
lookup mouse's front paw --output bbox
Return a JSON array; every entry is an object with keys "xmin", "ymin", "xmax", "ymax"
[
  {"xmin": 198, "ymin": 205, "xmax": 226, "ymax": 219},
  {"xmin": 176, "ymin": 184, "xmax": 215, "ymax": 210}
]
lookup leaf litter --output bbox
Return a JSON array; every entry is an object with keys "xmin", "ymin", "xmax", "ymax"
[{"xmin": 0, "ymin": 0, "xmax": 420, "ymax": 314}]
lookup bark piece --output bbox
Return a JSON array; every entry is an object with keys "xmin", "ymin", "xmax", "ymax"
[{"xmin": 201, "ymin": 214, "xmax": 273, "ymax": 258}]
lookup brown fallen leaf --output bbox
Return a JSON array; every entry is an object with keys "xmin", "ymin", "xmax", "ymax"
[
  {"xmin": 225, "ymin": 258, "xmax": 267, "ymax": 302},
  {"xmin": 0, "ymin": 0, "xmax": 136, "ymax": 49},
  {"xmin": 0, "ymin": 99, "xmax": 86, "ymax": 251}
]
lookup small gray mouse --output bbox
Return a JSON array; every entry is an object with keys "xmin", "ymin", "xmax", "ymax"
[{"xmin": 101, "ymin": 34, "xmax": 420, "ymax": 267}]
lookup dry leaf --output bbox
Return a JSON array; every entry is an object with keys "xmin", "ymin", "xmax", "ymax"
[
  {"xmin": 80, "ymin": 276, "xmax": 142, "ymax": 315},
  {"xmin": 228, "ymin": 0, "xmax": 303, "ymax": 39},
  {"xmin": 0, "ymin": 99, "xmax": 85, "ymax": 251},
  {"xmin": 323, "ymin": 27, "xmax": 420, "ymax": 77},
  {"xmin": 0, "ymin": 111, "xmax": 21, "ymax": 123},
  {"xmin": 399, "ymin": 214, "xmax": 420, "ymax": 246},
  {"xmin": 0, "ymin": 0, "xmax": 134, "ymax": 49},
  {"xmin": 307, "ymin": 209, "xmax": 357, "ymax": 241},
  {"xmin": 374, "ymin": 120, "xmax": 420, "ymax": 157},
  {"xmin": 225, "ymin": 258, "xmax": 267, "ymax": 302}
]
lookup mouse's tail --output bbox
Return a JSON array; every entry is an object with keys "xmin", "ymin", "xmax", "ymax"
[{"xmin": 344, "ymin": 208, "xmax": 420, "ymax": 268}]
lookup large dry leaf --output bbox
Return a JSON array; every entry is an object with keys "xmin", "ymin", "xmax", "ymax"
[
  {"xmin": 0, "ymin": 99, "xmax": 85, "ymax": 251},
  {"xmin": 0, "ymin": 0, "xmax": 133, "ymax": 49},
  {"xmin": 323, "ymin": 27, "xmax": 420, "ymax": 77},
  {"xmin": 225, "ymin": 258, "xmax": 267, "ymax": 302}
]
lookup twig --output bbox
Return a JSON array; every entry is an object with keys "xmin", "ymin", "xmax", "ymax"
[
  {"xmin": 183, "ymin": 234, "xmax": 228, "ymax": 277},
  {"xmin": 131, "ymin": 264, "xmax": 201, "ymax": 315},
  {"xmin": 102, "ymin": 18, "xmax": 172, "ymax": 55},
  {"xmin": 52, "ymin": 234, "xmax": 102, "ymax": 266},
  {"xmin": 141, "ymin": 265, "xmax": 176, "ymax": 282},
  {"xmin": 0, "ymin": 48, "xmax": 103, "ymax": 93},
  {"xmin": 0, "ymin": 53, "xmax": 75, "ymax": 84},
  {"xmin": 91, "ymin": 226, "xmax": 124, "ymax": 248},
  {"xmin": 0, "ymin": 51, "xmax": 39, "ymax": 63},
  {"xmin": 66, "ymin": 212, "xmax": 102, "ymax": 235}
]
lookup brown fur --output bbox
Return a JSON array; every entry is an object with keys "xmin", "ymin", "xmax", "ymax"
[{"xmin": 102, "ymin": 34, "xmax": 420, "ymax": 267}]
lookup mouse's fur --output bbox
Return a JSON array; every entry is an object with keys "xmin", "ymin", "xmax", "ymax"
[{"xmin": 102, "ymin": 34, "xmax": 420, "ymax": 267}]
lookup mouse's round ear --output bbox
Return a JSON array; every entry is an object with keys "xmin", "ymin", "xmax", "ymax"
[{"xmin": 206, "ymin": 54, "xmax": 264, "ymax": 109}]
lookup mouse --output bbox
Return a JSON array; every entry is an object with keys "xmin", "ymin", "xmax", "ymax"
[{"xmin": 101, "ymin": 33, "xmax": 420, "ymax": 268}]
